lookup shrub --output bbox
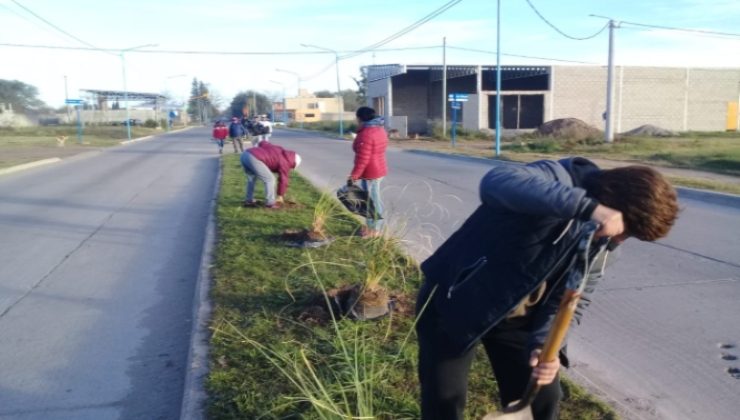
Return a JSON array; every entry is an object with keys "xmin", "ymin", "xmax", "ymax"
[{"xmin": 143, "ymin": 119, "xmax": 158, "ymax": 128}]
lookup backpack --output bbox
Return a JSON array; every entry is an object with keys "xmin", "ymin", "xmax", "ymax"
[
  {"xmin": 255, "ymin": 123, "xmax": 269, "ymax": 135},
  {"xmin": 336, "ymin": 183, "xmax": 382, "ymax": 220}
]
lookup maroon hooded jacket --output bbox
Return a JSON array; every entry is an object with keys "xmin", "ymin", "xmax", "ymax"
[{"xmin": 249, "ymin": 142, "xmax": 297, "ymax": 196}]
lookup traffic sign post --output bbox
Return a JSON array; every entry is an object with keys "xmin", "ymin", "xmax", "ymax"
[
  {"xmin": 66, "ymin": 100, "xmax": 84, "ymax": 143},
  {"xmin": 447, "ymin": 93, "xmax": 467, "ymax": 147},
  {"xmin": 75, "ymin": 105, "xmax": 82, "ymax": 143}
]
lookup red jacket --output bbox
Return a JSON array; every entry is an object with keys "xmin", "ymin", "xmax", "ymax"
[
  {"xmin": 350, "ymin": 124, "xmax": 388, "ymax": 180},
  {"xmin": 249, "ymin": 142, "xmax": 297, "ymax": 196},
  {"xmin": 213, "ymin": 125, "xmax": 228, "ymax": 140}
]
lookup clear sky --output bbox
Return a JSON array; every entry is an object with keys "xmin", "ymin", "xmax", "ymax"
[{"xmin": 1, "ymin": 0, "xmax": 739, "ymax": 108}]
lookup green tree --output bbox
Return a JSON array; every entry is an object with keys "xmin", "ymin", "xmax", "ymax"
[
  {"xmin": 229, "ymin": 90, "xmax": 272, "ymax": 118},
  {"xmin": 314, "ymin": 90, "xmax": 334, "ymax": 98},
  {"xmin": 187, "ymin": 77, "xmax": 218, "ymax": 123},
  {"xmin": 352, "ymin": 68, "xmax": 368, "ymax": 108},
  {"xmin": 0, "ymin": 79, "xmax": 46, "ymax": 113}
]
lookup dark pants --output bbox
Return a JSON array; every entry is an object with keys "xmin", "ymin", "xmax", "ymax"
[{"xmin": 416, "ymin": 285, "xmax": 562, "ymax": 420}]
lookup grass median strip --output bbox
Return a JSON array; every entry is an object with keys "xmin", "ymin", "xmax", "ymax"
[
  {"xmin": 0, "ymin": 126, "xmax": 163, "ymax": 169},
  {"xmin": 206, "ymin": 154, "xmax": 618, "ymax": 419}
]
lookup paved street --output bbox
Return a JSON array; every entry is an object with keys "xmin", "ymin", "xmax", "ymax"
[
  {"xmin": 0, "ymin": 129, "xmax": 217, "ymax": 420},
  {"xmin": 273, "ymin": 128, "xmax": 740, "ymax": 420}
]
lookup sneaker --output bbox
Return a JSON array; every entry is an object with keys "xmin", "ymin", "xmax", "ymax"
[
  {"xmin": 359, "ymin": 227, "xmax": 382, "ymax": 238},
  {"xmin": 242, "ymin": 200, "xmax": 258, "ymax": 208},
  {"xmin": 265, "ymin": 203, "xmax": 282, "ymax": 210}
]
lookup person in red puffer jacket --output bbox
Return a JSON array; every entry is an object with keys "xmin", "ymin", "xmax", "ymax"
[
  {"xmin": 212, "ymin": 121, "xmax": 228, "ymax": 154},
  {"xmin": 348, "ymin": 106, "xmax": 388, "ymax": 237}
]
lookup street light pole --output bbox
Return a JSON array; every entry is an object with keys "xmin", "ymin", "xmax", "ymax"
[
  {"xmin": 270, "ymin": 80, "xmax": 288, "ymax": 124},
  {"xmin": 301, "ymin": 44, "xmax": 344, "ymax": 138},
  {"xmin": 276, "ymin": 68, "xmax": 303, "ymax": 128},
  {"xmin": 120, "ymin": 43, "xmax": 158, "ymax": 141}
]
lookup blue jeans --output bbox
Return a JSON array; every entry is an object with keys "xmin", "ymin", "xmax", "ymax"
[
  {"xmin": 240, "ymin": 151, "xmax": 276, "ymax": 205},
  {"xmin": 361, "ymin": 178, "xmax": 384, "ymax": 230}
]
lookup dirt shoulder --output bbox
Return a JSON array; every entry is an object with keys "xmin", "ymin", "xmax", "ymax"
[{"xmin": 390, "ymin": 139, "xmax": 740, "ymax": 195}]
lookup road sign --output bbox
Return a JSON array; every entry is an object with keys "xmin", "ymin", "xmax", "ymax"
[
  {"xmin": 65, "ymin": 99, "xmax": 83, "ymax": 105},
  {"xmin": 447, "ymin": 93, "xmax": 469, "ymax": 102},
  {"xmin": 451, "ymin": 102, "xmax": 461, "ymax": 110}
]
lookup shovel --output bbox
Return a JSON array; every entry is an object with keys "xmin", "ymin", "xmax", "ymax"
[{"xmin": 483, "ymin": 223, "xmax": 607, "ymax": 420}]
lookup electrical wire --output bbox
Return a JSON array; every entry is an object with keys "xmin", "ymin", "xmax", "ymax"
[
  {"xmin": 448, "ymin": 45, "xmax": 599, "ymax": 64},
  {"xmin": 0, "ymin": 42, "xmax": 441, "ymax": 55},
  {"xmin": 524, "ymin": 0, "xmax": 608, "ymax": 40},
  {"xmin": 617, "ymin": 19, "xmax": 740, "ymax": 38},
  {"xmin": 340, "ymin": 0, "xmax": 463, "ymax": 60},
  {"xmin": 9, "ymin": 0, "xmax": 115, "ymax": 55}
]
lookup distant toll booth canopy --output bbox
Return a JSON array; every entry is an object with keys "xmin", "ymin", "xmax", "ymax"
[{"xmin": 79, "ymin": 89, "xmax": 170, "ymax": 124}]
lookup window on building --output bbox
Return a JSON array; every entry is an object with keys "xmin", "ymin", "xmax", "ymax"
[
  {"xmin": 305, "ymin": 113, "xmax": 315, "ymax": 118},
  {"xmin": 373, "ymin": 97, "xmax": 385, "ymax": 116},
  {"xmin": 488, "ymin": 94, "xmax": 544, "ymax": 129},
  {"xmin": 307, "ymin": 103, "xmax": 319, "ymax": 109}
]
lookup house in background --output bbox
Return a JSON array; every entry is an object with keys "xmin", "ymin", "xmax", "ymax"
[
  {"xmin": 284, "ymin": 89, "xmax": 355, "ymax": 123},
  {"xmin": 365, "ymin": 64, "xmax": 740, "ymax": 137}
]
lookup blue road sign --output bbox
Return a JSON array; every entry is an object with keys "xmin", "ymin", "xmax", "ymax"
[
  {"xmin": 65, "ymin": 99, "xmax": 83, "ymax": 105},
  {"xmin": 447, "ymin": 93, "xmax": 469, "ymax": 102}
]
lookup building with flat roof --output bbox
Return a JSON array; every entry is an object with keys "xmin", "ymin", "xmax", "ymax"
[{"xmin": 365, "ymin": 64, "xmax": 740, "ymax": 137}]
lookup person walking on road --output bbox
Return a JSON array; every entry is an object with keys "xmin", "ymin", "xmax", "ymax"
[
  {"xmin": 241, "ymin": 141, "xmax": 301, "ymax": 209},
  {"xmin": 229, "ymin": 117, "xmax": 246, "ymax": 153},
  {"xmin": 212, "ymin": 121, "xmax": 228, "ymax": 154},
  {"xmin": 256, "ymin": 115, "xmax": 273, "ymax": 145},
  {"xmin": 415, "ymin": 158, "xmax": 679, "ymax": 420},
  {"xmin": 348, "ymin": 106, "xmax": 388, "ymax": 237}
]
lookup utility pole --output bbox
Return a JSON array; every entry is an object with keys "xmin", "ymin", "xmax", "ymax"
[
  {"xmin": 442, "ymin": 36, "xmax": 447, "ymax": 138},
  {"xmin": 605, "ymin": 19, "xmax": 617, "ymax": 143},
  {"xmin": 300, "ymin": 44, "xmax": 344, "ymax": 137},
  {"xmin": 495, "ymin": 0, "xmax": 502, "ymax": 156},
  {"xmin": 120, "ymin": 44, "xmax": 157, "ymax": 141},
  {"xmin": 64, "ymin": 75, "xmax": 71, "ymax": 123}
]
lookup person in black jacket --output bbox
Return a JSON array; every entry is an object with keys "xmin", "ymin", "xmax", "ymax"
[{"xmin": 416, "ymin": 157, "xmax": 679, "ymax": 420}]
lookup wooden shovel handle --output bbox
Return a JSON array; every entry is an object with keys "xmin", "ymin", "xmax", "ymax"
[
  {"xmin": 504, "ymin": 288, "xmax": 581, "ymax": 413},
  {"xmin": 540, "ymin": 288, "xmax": 581, "ymax": 363}
]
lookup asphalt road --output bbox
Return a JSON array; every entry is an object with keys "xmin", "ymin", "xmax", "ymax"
[
  {"xmin": 0, "ymin": 129, "xmax": 218, "ymax": 420},
  {"xmin": 271, "ymin": 128, "xmax": 740, "ymax": 420}
]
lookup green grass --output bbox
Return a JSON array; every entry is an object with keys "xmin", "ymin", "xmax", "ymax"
[
  {"xmin": 289, "ymin": 121, "xmax": 359, "ymax": 136},
  {"xmin": 206, "ymin": 154, "xmax": 618, "ymax": 419},
  {"xmin": 0, "ymin": 125, "xmax": 162, "ymax": 168},
  {"xmin": 503, "ymin": 133, "xmax": 740, "ymax": 175}
]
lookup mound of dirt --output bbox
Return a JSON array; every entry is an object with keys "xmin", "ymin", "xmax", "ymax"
[
  {"xmin": 536, "ymin": 118, "xmax": 603, "ymax": 142},
  {"xmin": 622, "ymin": 124, "xmax": 676, "ymax": 138}
]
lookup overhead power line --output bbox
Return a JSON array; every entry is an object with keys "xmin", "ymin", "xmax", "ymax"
[
  {"xmin": 619, "ymin": 20, "xmax": 740, "ymax": 38},
  {"xmin": 9, "ymin": 0, "xmax": 112, "ymax": 54},
  {"xmin": 0, "ymin": 42, "xmax": 442, "ymax": 55},
  {"xmin": 447, "ymin": 46, "xmax": 599, "ymax": 64},
  {"xmin": 340, "ymin": 0, "xmax": 463, "ymax": 60},
  {"xmin": 524, "ymin": 0, "xmax": 608, "ymax": 40}
]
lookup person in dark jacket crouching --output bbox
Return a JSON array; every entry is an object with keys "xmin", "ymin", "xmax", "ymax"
[
  {"xmin": 240, "ymin": 141, "xmax": 301, "ymax": 209},
  {"xmin": 416, "ymin": 158, "xmax": 679, "ymax": 420}
]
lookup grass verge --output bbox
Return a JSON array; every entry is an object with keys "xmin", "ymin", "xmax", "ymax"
[
  {"xmin": 0, "ymin": 125, "xmax": 162, "ymax": 169},
  {"xmin": 206, "ymin": 154, "xmax": 618, "ymax": 419}
]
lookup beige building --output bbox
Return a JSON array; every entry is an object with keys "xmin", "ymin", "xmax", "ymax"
[
  {"xmin": 366, "ymin": 64, "xmax": 740, "ymax": 137},
  {"xmin": 285, "ymin": 89, "xmax": 354, "ymax": 123}
]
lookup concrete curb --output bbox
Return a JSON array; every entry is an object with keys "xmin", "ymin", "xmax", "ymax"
[
  {"xmin": 403, "ymin": 149, "xmax": 740, "ymax": 209},
  {"xmin": 676, "ymin": 186, "xmax": 740, "ymax": 209},
  {"xmin": 120, "ymin": 126, "xmax": 195, "ymax": 145},
  {"xmin": 0, "ymin": 157, "xmax": 61, "ymax": 176},
  {"xmin": 179, "ymin": 155, "xmax": 221, "ymax": 420}
]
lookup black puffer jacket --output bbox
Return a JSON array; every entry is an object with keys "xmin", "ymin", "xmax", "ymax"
[{"xmin": 419, "ymin": 157, "xmax": 601, "ymax": 355}]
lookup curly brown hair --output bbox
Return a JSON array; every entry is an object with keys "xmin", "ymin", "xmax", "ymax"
[{"xmin": 587, "ymin": 166, "xmax": 679, "ymax": 241}]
